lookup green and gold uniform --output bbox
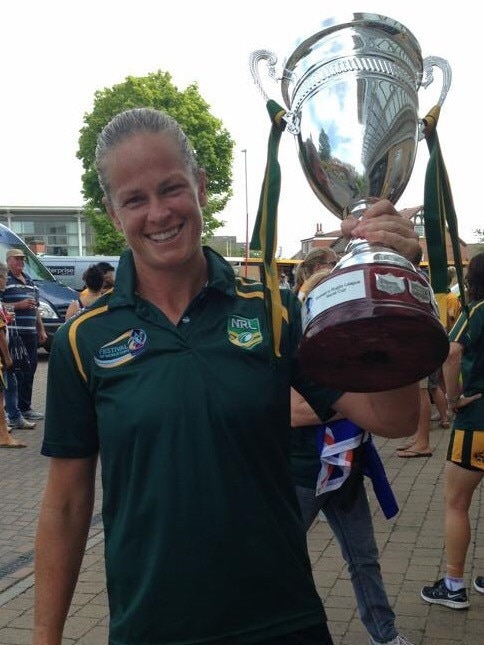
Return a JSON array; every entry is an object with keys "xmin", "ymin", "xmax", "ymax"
[
  {"xmin": 446, "ymin": 300, "xmax": 484, "ymax": 470},
  {"xmin": 42, "ymin": 247, "xmax": 341, "ymax": 645},
  {"xmin": 449, "ymin": 301, "xmax": 484, "ymax": 429}
]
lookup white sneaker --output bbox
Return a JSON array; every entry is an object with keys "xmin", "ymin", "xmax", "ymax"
[
  {"xmin": 8, "ymin": 416, "xmax": 36, "ymax": 429},
  {"xmin": 369, "ymin": 634, "xmax": 415, "ymax": 645},
  {"xmin": 23, "ymin": 409, "xmax": 44, "ymax": 420}
]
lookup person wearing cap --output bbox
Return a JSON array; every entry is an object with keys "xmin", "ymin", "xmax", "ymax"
[{"xmin": 3, "ymin": 248, "xmax": 47, "ymax": 424}]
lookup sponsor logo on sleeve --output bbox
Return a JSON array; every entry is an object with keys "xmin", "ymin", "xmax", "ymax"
[{"xmin": 94, "ymin": 329, "xmax": 148, "ymax": 368}]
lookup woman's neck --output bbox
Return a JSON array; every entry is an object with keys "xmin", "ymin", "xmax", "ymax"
[{"xmin": 136, "ymin": 256, "xmax": 208, "ymax": 325}]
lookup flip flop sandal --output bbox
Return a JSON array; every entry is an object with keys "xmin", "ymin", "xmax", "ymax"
[
  {"xmin": 397, "ymin": 449, "xmax": 432, "ymax": 458},
  {"xmin": 0, "ymin": 442, "xmax": 27, "ymax": 449}
]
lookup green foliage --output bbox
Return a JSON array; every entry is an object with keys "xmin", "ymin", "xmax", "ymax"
[
  {"xmin": 475, "ymin": 228, "xmax": 484, "ymax": 242},
  {"xmin": 77, "ymin": 71, "xmax": 234, "ymax": 254},
  {"xmin": 83, "ymin": 205, "xmax": 127, "ymax": 255}
]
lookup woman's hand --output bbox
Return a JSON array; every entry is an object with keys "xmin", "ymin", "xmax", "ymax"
[{"xmin": 341, "ymin": 199, "xmax": 420, "ymax": 261}]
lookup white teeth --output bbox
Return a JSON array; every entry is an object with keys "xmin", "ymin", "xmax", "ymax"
[{"xmin": 149, "ymin": 226, "xmax": 181, "ymax": 242}]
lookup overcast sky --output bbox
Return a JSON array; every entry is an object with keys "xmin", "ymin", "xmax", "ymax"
[{"xmin": 1, "ymin": 1, "xmax": 480, "ymax": 256}]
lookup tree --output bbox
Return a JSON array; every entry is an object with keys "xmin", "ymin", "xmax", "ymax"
[{"xmin": 77, "ymin": 71, "xmax": 235, "ymax": 254}]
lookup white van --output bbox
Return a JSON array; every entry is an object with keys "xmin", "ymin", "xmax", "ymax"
[{"xmin": 40, "ymin": 255, "xmax": 120, "ymax": 291}]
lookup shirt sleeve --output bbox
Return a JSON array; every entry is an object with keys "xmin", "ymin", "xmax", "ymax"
[{"xmin": 41, "ymin": 324, "xmax": 99, "ymax": 458}]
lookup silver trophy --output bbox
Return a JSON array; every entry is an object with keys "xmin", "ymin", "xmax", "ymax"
[{"xmin": 250, "ymin": 13, "xmax": 451, "ymax": 392}]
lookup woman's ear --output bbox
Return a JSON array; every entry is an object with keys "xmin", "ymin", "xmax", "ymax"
[{"xmin": 197, "ymin": 169, "xmax": 208, "ymax": 208}]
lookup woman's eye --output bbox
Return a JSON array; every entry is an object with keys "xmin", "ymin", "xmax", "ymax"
[
  {"xmin": 125, "ymin": 195, "xmax": 144, "ymax": 207},
  {"xmin": 164, "ymin": 183, "xmax": 184, "ymax": 194}
]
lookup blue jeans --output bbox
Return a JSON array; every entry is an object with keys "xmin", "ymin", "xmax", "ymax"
[
  {"xmin": 296, "ymin": 477, "xmax": 397, "ymax": 643},
  {"xmin": 4, "ymin": 371, "xmax": 22, "ymax": 422}
]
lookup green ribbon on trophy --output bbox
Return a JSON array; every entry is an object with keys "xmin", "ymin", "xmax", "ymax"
[
  {"xmin": 250, "ymin": 99, "xmax": 287, "ymax": 359},
  {"xmin": 423, "ymin": 105, "xmax": 468, "ymax": 320}
]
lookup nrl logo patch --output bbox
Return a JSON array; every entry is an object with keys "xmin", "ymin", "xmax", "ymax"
[
  {"xmin": 94, "ymin": 329, "xmax": 148, "ymax": 368},
  {"xmin": 228, "ymin": 315, "xmax": 262, "ymax": 350}
]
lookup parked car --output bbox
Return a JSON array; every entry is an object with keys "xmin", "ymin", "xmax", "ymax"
[
  {"xmin": 41, "ymin": 255, "xmax": 120, "ymax": 291},
  {"xmin": 0, "ymin": 224, "xmax": 79, "ymax": 351}
]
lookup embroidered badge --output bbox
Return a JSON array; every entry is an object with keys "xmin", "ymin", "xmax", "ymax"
[
  {"xmin": 228, "ymin": 315, "xmax": 262, "ymax": 349},
  {"xmin": 94, "ymin": 329, "xmax": 148, "ymax": 368}
]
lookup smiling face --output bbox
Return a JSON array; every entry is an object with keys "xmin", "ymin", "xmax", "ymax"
[{"xmin": 103, "ymin": 131, "xmax": 207, "ymax": 278}]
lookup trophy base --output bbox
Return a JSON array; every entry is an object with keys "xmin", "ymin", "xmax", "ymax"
[{"xmin": 298, "ymin": 264, "xmax": 450, "ymax": 393}]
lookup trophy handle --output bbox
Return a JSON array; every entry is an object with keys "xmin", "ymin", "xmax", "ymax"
[
  {"xmin": 249, "ymin": 49, "xmax": 300, "ymax": 134},
  {"xmin": 418, "ymin": 56, "xmax": 452, "ymax": 140},
  {"xmin": 421, "ymin": 56, "xmax": 452, "ymax": 106},
  {"xmin": 249, "ymin": 49, "xmax": 279, "ymax": 103}
]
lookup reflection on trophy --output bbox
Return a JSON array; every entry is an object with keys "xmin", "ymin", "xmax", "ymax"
[{"xmin": 250, "ymin": 13, "xmax": 452, "ymax": 392}]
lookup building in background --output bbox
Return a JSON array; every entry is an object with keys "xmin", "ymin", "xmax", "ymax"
[
  {"xmin": 0, "ymin": 206, "xmax": 93, "ymax": 256},
  {"xmin": 205, "ymin": 235, "xmax": 246, "ymax": 257}
]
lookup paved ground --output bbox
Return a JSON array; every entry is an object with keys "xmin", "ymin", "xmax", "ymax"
[{"xmin": 0, "ymin": 354, "xmax": 483, "ymax": 644}]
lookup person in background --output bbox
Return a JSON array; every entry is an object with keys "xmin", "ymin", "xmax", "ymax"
[
  {"xmin": 79, "ymin": 261, "xmax": 116, "ymax": 297},
  {"xmin": 421, "ymin": 251, "xmax": 484, "ymax": 609},
  {"xmin": 396, "ymin": 247, "xmax": 436, "ymax": 458},
  {"xmin": 0, "ymin": 262, "xmax": 26, "ymax": 448},
  {"xmin": 292, "ymin": 390, "xmax": 414, "ymax": 645},
  {"xmin": 279, "ymin": 272, "xmax": 291, "ymax": 289},
  {"xmin": 293, "ymin": 262, "xmax": 306, "ymax": 298},
  {"xmin": 446, "ymin": 266, "xmax": 462, "ymax": 332},
  {"xmin": 65, "ymin": 265, "xmax": 105, "ymax": 321},
  {"xmin": 33, "ymin": 107, "xmax": 420, "ymax": 645},
  {"xmin": 95, "ymin": 260, "xmax": 116, "ymax": 293},
  {"xmin": 3, "ymin": 249, "xmax": 47, "ymax": 423},
  {"xmin": 297, "ymin": 247, "xmax": 338, "ymax": 302},
  {"xmin": 429, "ymin": 266, "xmax": 463, "ymax": 427},
  {"xmin": 293, "ymin": 263, "xmax": 414, "ymax": 645},
  {"xmin": 428, "ymin": 370, "xmax": 450, "ymax": 429}
]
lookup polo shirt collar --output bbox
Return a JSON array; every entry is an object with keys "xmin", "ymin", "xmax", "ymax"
[{"xmin": 108, "ymin": 246, "xmax": 237, "ymax": 310}]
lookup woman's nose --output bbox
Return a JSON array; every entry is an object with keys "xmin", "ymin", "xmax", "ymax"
[{"xmin": 147, "ymin": 196, "xmax": 170, "ymax": 221}]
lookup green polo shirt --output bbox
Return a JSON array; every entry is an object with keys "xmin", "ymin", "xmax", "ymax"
[
  {"xmin": 449, "ymin": 300, "xmax": 484, "ymax": 429},
  {"xmin": 42, "ymin": 247, "xmax": 341, "ymax": 645}
]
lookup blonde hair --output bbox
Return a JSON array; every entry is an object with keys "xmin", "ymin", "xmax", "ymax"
[
  {"xmin": 299, "ymin": 267, "xmax": 333, "ymax": 302},
  {"xmin": 447, "ymin": 265, "xmax": 457, "ymax": 287},
  {"xmin": 299, "ymin": 247, "xmax": 337, "ymax": 281},
  {"xmin": 292, "ymin": 263, "xmax": 306, "ymax": 295}
]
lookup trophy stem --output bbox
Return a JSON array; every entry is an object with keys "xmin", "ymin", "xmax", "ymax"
[
  {"xmin": 336, "ymin": 198, "xmax": 416, "ymax": 272},
  {"xmin": 336, "ymin": 239, "xmax": 416, "ymax": 272}
]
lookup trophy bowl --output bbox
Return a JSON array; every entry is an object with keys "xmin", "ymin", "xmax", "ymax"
[{"xmin": 250, "ymin": 13, "xmax": 451, "ymax": 392}]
